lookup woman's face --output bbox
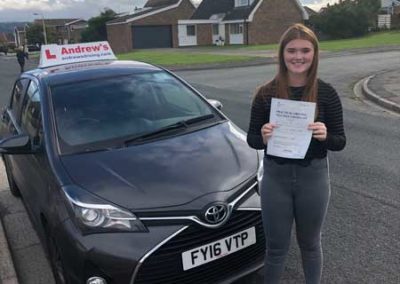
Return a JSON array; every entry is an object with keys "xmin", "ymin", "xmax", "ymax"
[{"xmin": 283, "ymin": 39, "xmax": 314, "ymax": 77}]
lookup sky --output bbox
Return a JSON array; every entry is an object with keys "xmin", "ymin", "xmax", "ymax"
[{"xmin": 0, "ymin": 0, "xmax": 340, "ymax": 23}]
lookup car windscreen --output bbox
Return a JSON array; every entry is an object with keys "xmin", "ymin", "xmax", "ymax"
[{"xmin": 51, "ymin": 71, "xmax": 220, "ymax": 154}]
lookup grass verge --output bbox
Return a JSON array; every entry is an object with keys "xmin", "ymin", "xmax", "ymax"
[
  {"xmin": 115, "ymin": 31, "xmax": 400, "ymax": 65},
  {"xmin": 319, "ymin": 31, "xmax": 400, "ymax": 51},
  {"xmin": 239, "ymin": 31, "xmax": 400, "ymax": 51},
  {"xmin": 117, "ymin": 51, "xmax": 257, "ymax": 66}
]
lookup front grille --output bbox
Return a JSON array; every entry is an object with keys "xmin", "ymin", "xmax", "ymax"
[{"xmin": 134, "ymin": 211, "xmax": 265, "ymax": 284}]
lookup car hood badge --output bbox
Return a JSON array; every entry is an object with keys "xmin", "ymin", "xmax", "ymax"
[{"xmin": 204, "ymin": 203, "xmax": 229, "ymax": 224}]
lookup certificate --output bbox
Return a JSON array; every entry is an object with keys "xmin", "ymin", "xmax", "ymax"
[{"xmin": 267, "ymin": 98, "xmax": 316, "ymax": 159}]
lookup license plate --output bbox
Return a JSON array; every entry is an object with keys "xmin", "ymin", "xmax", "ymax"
[{"xmin": 181, "ymin": 227, "xmax": 256, "ymax": 271}]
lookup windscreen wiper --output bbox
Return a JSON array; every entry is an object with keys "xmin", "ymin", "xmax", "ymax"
[
  {"xmin": 125, "ymin": 121, "xmax": 187, "ymax": 144},
  {"xmin": 184, "ymin": 113, "xmax": 215, "ymax": 125},
  {"xmin": 125, "ymin": 113, "xmax": 215, "ymax": 145}
]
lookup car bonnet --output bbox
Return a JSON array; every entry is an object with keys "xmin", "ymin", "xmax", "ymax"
[{"xmin": 59, "ymin": 122, "xmax": 258, "ymax": 210}]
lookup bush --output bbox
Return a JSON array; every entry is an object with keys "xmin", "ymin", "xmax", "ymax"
[
  {"xmin": 310, "ymin": 0, "xmax": 381, "ymax": 39},
  {"xmin": 81, "ymin": 8, "xmax": 116, "ymax": 42}
]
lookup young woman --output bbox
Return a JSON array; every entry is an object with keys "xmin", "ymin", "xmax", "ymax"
[{"xmin": 247, "ymin": 24, "xmax": 346, "ymax": 283}]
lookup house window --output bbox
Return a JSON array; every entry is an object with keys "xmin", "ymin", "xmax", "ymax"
[
  {"xmin": 234, "ymin": 0, "xmax": 253, "ymax": 7},
  {"xmin": 212, "ymin": 24, "xmax": 219, "ymax": 35},
  {"xmin": 230, "ymin": 23, "xmax": 243, "ymax": 34},
  {"xmin": 186, "ymin": 25, "xmax": 196, "ymax": 36}
]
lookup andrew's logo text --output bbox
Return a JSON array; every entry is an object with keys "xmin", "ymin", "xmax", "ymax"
[{"xmin": 61, "ymin": 43, "xmax": 110, "ymax": 55}]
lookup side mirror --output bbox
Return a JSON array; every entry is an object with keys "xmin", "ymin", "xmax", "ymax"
[
  {"xmin": 0, "ymin": 134, "xmax": 33, "ymax": 154},
  {"xmin": 207, "ymin": 99, "xmax": 223, "ymax": 110}
]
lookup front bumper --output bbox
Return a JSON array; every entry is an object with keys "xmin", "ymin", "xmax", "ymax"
[{"xmin": 54, "ymin": 210, "xmax": 265, "ymax": 284}]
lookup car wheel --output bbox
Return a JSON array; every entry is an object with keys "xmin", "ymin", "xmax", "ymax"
[
  {"xmin": 45, "ymin": 228, "xmax": 68, "ymax": 284},
  {"xmin": 3, "ymin": 158, "xmax": 21, "ymax": 197}
]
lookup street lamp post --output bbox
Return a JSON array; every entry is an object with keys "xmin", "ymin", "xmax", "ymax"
[{"xmin": 33, "ymin": 13, "xmax": 47, "ymax": 44}]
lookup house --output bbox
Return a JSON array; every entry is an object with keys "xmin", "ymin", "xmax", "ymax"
[
  {"xmin": 0, "ymin": 33, "xmax": 7, "ymax": 44},
  {"xmin": 0, "ymin": 32, "xmax": 10, "ymax": 53},
  {"xmin": 0, "ymin": 32, "xmax": 16, "ymax": 47},
  {"xmin": 381, "ymin": 0, "xmax": 400, "ymax": 13},
  {"xmin": 33, "ymin": 18, "xmax": 88, "ymax": 44},
  {"xmin": 63, "ymin": 19, "xmax": 88, "ymax": 43},
  {"xmin": 303, "ymin": 6, "xmax": 318, "ymax": 17},
  {"xmin": 106, "ymin": 0, "xmax": 196, "ymax": 52},
  {"xmin": 378, "ymin": 0, "xmax": 400, "ymax": 28},
  {"xmin": 391, "ymin": 5, "xmax": 400, "ymax": 27},
  {"xmin": 177, "ymin": 0, "xmax": 308, "ymax": 47}
]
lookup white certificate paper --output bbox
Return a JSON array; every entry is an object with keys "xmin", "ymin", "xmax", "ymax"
[{"xmin": 267, "ymin": 98, "xmax": 316, "ymax": 159}]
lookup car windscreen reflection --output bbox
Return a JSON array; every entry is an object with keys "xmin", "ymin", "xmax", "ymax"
[{"xmin": 51, "ymin": 71, "xmax": 219, "ymax": 154}]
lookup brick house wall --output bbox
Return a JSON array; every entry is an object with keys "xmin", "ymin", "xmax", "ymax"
[
  {"xmin": 107, "ymin": 24, "xmax": 133, "ymax": 53},
  {"xmin": 248, "ymin": 0, "xmax": 303, "ymax": 45},
  {"xmin": 224, "ymin": 24, "xmax": 230, "ymax": 45},
  {"xmin": 244, "ymin": 22, "xmax": 249, "ymax": 45},
  {"xmin": 393, "ymin": 6, "xmax": 400, "ymax": 28},
  {"xmin": 107, "ymin": 0, "xmax": 195, "ymax": 53},
  {"xmin": 196, "ymin": 24, "xmax": 212, "ymax": 45}
]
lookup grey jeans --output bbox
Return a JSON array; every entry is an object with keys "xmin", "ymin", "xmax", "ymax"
[{"xmin": 260, "ymin": 157, "xmax": 330, "ymax": 284}]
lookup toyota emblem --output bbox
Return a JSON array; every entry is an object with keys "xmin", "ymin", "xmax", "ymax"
[{"xmin": 204, "ymin": 204, "xmax": 228, "ymax": 224}]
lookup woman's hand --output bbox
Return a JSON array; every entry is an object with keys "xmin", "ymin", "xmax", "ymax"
[
  {"xmin": 308, "ymin": 122, "xmax": 327, "ymax": 141},
  {"xmin": 261, "ymin": 123, "xmax": 277, "ymax": 145}
]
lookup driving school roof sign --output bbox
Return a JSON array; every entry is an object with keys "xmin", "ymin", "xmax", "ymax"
[{"xmin": 39, "ymin": 41, "xmax": 117, "ymax": 68}]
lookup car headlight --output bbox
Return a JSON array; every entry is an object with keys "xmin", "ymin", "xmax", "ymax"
[
  {"xmin": 257, "ymin": 150, "xmax": 264, "ymax": 185},
  {"xmin": 63, "ymin": 186, "xmax": 147, "ymax": 233}
]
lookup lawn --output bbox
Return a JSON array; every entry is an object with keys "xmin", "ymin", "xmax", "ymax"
[
  {"xmin": 239, "ymin": 31, "xmax": 400, "ymax": 51},
  {"xmin": 319, "ymin": 31, "xmax": 400, "ymax": 51},
  {"xmin": 116, "ymin": 31, "xmax": 400, "ymax": 66},
  {"xmin": 117, "ymin": 50, "xmax": 256, "ymax": 66}
]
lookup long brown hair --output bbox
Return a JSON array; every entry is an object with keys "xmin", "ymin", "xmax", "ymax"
[{"xmin": 258, "ymin": 24, "xmax": 319, "ymax": 103}]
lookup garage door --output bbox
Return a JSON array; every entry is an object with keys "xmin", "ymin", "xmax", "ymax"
[{"xmin": 132, "ymin": 25, "xmax": 172, "ymax": 49}]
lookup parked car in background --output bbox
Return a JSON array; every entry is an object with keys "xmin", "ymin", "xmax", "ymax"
[
  {"xmin": 27, "ymin": 44, "xmax": 41, "ymax": 52},
  {"xmin": 0, "ymin": 45, "xmax": 8, "ymax": 55},
  {"xmin": 0, "ymin": 42, "xmax": 264, "ymax": 284}
]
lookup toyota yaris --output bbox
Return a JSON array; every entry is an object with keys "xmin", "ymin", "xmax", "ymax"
[{"xmin": 0, "ymin": 43, "xmax": 264, "ymax": 284}]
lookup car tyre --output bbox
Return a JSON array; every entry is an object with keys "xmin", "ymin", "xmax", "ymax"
[
  {"xmin": 45, "ymin": 227, "xmax": 68, "ymax": 284},
  {"xmin": 3, "ymin": 157, "xmax": 21, "ymax": 197}
]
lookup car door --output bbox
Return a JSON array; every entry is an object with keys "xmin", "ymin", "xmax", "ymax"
[
  {"xmin": 17, "ymin": 80, "xmax": 53, "ymax": 225},
  {"xmin": 2, "ymin": 78, "xmax": 30, "ymax": 192},
  {"xmin": 1, "ymin": 78, "xmax": 29, "ymax": 135}
]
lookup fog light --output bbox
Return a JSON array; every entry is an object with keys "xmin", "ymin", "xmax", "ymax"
[{"xmin": 87, "ymin": 277, "xmax": 107, "ymax": 284}]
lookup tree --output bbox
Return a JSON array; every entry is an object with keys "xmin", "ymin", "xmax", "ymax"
[
  {"xmin": 356, "ymin": 0, "xmax": 381, "ymax": 29},
  {"xmin": 26, "ymin": 24, "xmax": 57, "ymax": 45},
  {"xmin": 81, "ymin": 8, "xmax": 117, "ymax": 42},
  {"xmin": 309, "ymin": 0, "xmax": 381, "ymax": 39},
  {"xmin": 26, "ymin": 24, "xmax": 44, "ymax": 45}
]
